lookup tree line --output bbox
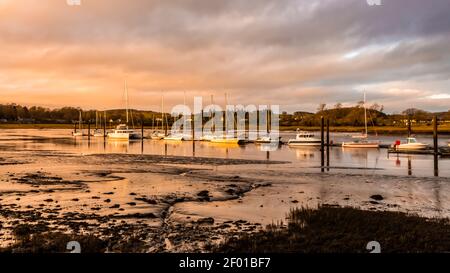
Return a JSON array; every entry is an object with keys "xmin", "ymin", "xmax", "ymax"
[{"xmin": 1, "ymin": 103, "xmax": 449, "ymax": 127}]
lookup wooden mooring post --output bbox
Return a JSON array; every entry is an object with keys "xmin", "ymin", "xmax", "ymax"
[
  {"xmin": 88, "ymin": 121, "xmax": 91, "ymax": 142},
  {"xmin": 408, "ymin": 115, "xmax": 412, "ymax": 137},
  {"xmin": 326, "ymin": 118, "xmax": 330, "ymax": 170},
  {"xmin": 433, "ymin": 115, "xmax": 439, "ymax": 177},
  {"xmin": 321, "ymin": 116, "xmax": 325, "ymax": 172},
  {"xmin": 192, "ymin": 113, "xmax": 196, "ymax": 157}
]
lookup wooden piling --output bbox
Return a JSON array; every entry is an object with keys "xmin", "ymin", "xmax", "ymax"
[
  {"xmin": 191, "ymin": 113, "xmax": 195, "ymax": 140},
  {"xmin": 141, "ymin": 121, "xmax": 144, "ymax": 140},
  {"xmin": 201, "ymin": 110, "xmax": 204, "ymax": 137},
  {"xmin": 321, "ymin": 116, "xmax": 325, "ymax": 172},
  {"xmin": 103, "ymin": 115, "xmax": 106, "ymax": 139},
  {"xmin": 192, "ymin": 113, "xmax": 195, "ymax": 156},
  {"xmin": 88, "ymin": 122, "xmax": 91, "ymax": 141},
  {"xmin": 326, "ymin": 118, "xmax": 330, "ymax": 169},
  {"xmin": 408, "ymin": 115, "xmax": 412, "ymax": 137},
  {"xmin": 433, "ymin": 115, "xmax": 439, "ymax": 177}
]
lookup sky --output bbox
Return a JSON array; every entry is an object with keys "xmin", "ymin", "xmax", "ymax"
[{"xmin": 0, "ymin": 0, "xmax": 450, "ymax": 113}]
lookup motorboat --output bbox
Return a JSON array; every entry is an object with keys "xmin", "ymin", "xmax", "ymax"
[
  {"xmin": 394, "ymin": 137, "xmax": 429, "ymax": 150},
  {"xmin": 288, "ymin": 130, "xmax": 321, "ymax": 146},
  {"xmin": 255, "ymin": 136, "xmax": 281, "ymax": 144},
  {"xmin": 108, "ymin": 124, "xmax": 141, "ymax": 140}
]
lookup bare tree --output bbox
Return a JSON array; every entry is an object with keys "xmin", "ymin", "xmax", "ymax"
[{"xmin": 317, "ymin": 103, "xmax": 327, "ymax": 113}]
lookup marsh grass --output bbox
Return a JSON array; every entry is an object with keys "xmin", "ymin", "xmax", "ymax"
[
  {"xmin": 216, "ymin": 206, "xmax": 450, "ymax": 253},
  {"xmin": 1, "ymin": 225, "xmax": 107, "ymax": 253}
]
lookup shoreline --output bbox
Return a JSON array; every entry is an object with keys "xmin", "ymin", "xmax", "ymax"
[{"xmin": 1, "ymin": 123, "xmax": 450, "ymax": 135}]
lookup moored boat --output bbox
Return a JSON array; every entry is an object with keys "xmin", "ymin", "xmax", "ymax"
[
  {"xmin": 210, "ymin": 138, "xmax": 244, "ymax": 145},
  {"xmin": 288, "ymin": 130, "xmax": 321, "ymax": 146},
  {"xmin": 255, "ymin": 136, "xmax": 281, "ymax": 144},
  {"xmin": 341, "ymin": 92, "xmax": 379, "ymax": 148},
  {"xmin": 107, "ymin": 81, "xmax": 141, "ymax": 140},
  {"xmin": 393, "ymin": 137, "xmax": 429, "ymax": 150},
  {"xmin": 150, "ymin": 131, "xmax": 166, "ymax": 140},
  {"xmin": 72, "ymin": 110, "xmax": 84, "ymax": 137},
  {"xmin": 108, "ymin": 124, "xmax": 141, "ymax": 140}
]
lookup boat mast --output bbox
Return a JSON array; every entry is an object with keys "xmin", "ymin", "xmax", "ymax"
[
  {"xmin": 161, "ymin": 93, "xmax": 164, "ymax": 133},
  {"xmin": 211, "ymin": 94, "xmax": 215, "ymax": 134},
  {"xmin": 224, "ymin": 92, "xmax": 228, "ymax": 135},
  {"xmin": 95, "ymin": 111, "xmax": 98, "ymax": 130},
  {"xmin": 79, "ymin": 110, "xmax": 82, "ymax": 132},
  {"xmin": 125, "ymin": 80, "xmax": 129, "ymax": 126},
  {"xmin": 364, "ymin": 91, "xmax": 368, "ymax": 137}
]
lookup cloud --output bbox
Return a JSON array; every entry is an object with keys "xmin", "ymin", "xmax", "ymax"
[{"xmin": 0, "ymin": 0, "xmax": 449, "ymax": 113}]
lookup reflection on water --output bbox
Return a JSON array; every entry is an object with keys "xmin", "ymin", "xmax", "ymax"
[{"xmin": 1, "ymin": 129, "xmax": 449, "ymax": 177}]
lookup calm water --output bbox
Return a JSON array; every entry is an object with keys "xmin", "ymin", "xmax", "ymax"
[{"xmin": 1, "ymin": 129, "xmax": 449, "ymax": 178}]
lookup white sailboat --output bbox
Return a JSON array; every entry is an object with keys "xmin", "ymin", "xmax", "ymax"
[
  {"xmin": 255, "ymin": 105, "xmax": 279, "ymax": 144},
  {"xmin": 342, "ymin": 92, "xmax": 380, "ymax": 148},
  {"xmin": 210, "ymin": 93, "xmax": 244, "ymax": 145},
  {"xmin": 107, "ymin": 81, "xmax": 141, "ymax": 140},
  {"xmin": 72, "ymin": 110, "xmax": 84, "ymax": 137},
  {"xmin": 151, "ymin": 94, "xmax": 168, "ymax": 140},
  {"xmin": 201, "ymin": 94, "xmax": 216, "ymax": 142},
  {"xmin": 93, "ymin": 111, "xmax": 105, "ymax": 137}
]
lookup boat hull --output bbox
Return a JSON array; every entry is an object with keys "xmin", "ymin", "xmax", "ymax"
[
  {"xmin": 342, "ymin": 142, "xmax": 380, "ymax": 148},
  {"xmin": 210, "ymin": 138, "xmax": 244, "ymax": 145},
  {"xmin": 395, "ymin": 144, "xmax": 429, "ymax": 150},
  {"xmin": 288, "ymin": 141, "xmax": 321, "ymax": 147},
  {"xmin": 108, "ymin": 133, "xmax": 141, "ymax": 140}
]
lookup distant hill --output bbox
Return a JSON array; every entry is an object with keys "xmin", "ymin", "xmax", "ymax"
[{"xmin": 1, "ymin": 103, "xmax": 449, "ymax": 126}]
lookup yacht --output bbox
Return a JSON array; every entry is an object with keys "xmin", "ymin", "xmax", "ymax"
[
  {"xmin": 93, "ymin": 129, "xmax": 104, "ymax": 137},
  {"xmin": 107, "ymin": 81, "xmax": 141, "ymax": 140},
  {"xmin": 163, "ymin": 133, "xmax": 192, "ymax": 141},
  {"xmin": 150, "ymin": 131, "xmax": 166, "ymax": 140},
  {"xmin": 394, "ymin": 137, "xmax": 429, "ymax": 150},
  {"xmin": 208, "ymin": 93, "xmax": 243, "ymax": 145},
  {"xmin": 342, "ymin": 92, "xmax": 380, "ymax": 148},
  {"xmin": 288, "ymin": 130, "xmax": 321, "ymax": 146},
  {"xmin": 151, "ymin": 95, "xmax": 168, "ymax": 140},
  {"xmin": 255, "ymin": 136, "xmax": 281, "ymax": 144},
  {"xmin": 72, "ymin": 110, "xmax": 84, "ymax": 137},
  {"xmin": 342, "ymin": 134, "xmax": 380, "ymax": 148},
  {"xmin": 93, "ymin": 111, "xmax": 105, "ymax": 137}
]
